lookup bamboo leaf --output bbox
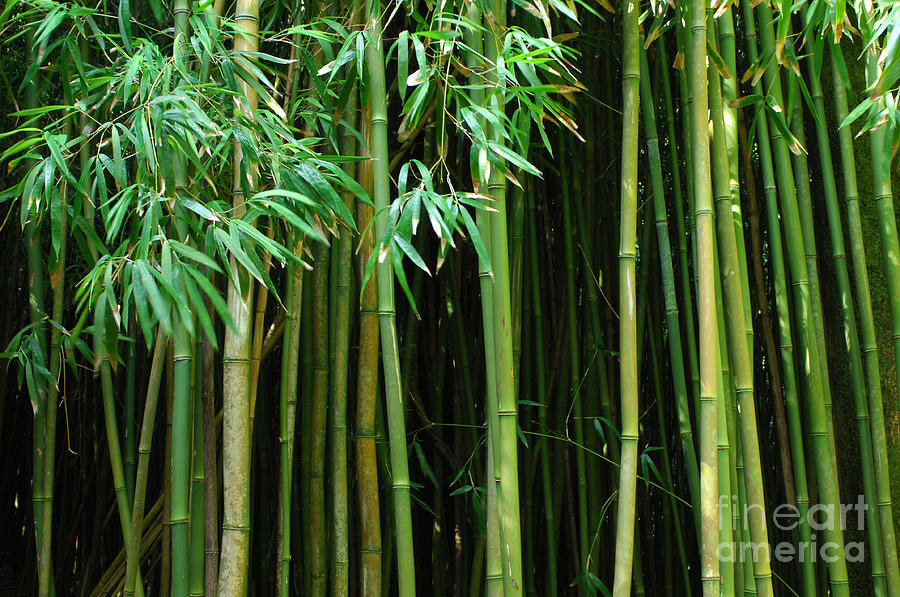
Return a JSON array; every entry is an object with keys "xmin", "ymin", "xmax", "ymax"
[
  {"xmin": 118, "ymin": 0, "xmax": 133, "ymax": 55},
  {"xmin": 134, "ymin": 261, "xmax": 171, "ymax": 335}
]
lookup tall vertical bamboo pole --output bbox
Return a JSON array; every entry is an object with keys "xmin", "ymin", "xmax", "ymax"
[
  {"xmin": 483, "ymin": 0, "xmax": 524, "ymax": 591},
  {"xmin": 37, "ymin": 108, "xmax": 70, "ymax": 597},
  {"xmin": 218, "ymin": 0, "xmax": 259, "ymax": 593},
  {"xmin": 124, "ymin": 329, "xmax": 166, "ymax": 597},
  {"xmin": 689, "ymin": 0, "xmax": 719, "ymax": 593},
  {"xmin": 329, "ymin": 69, "xmax": 358, "ymax": 596},
  {"xmin": 707, "ymin": 16, "xmax": 773, "ymax": 596},
  {"xmin": 309, "ymin": 240, "xmax": 330, "ymax": 597},
  {"xmin": 355, "ymin": 109, "xmax": 382, "ymax": 596},
  {"xmin": 24, "ymin": 24, "xmax": 50, "ymax": 594},
  {"xmin": 612, "ymin": 0, "xmax": 639, "ymax": 592},
  {"xmin": 278, "ymin": 238, "xmax": 303, "ymax": 597},
  {"xmin": 364, "ymin": 0, "xmax": 416, "ymax": 592}
]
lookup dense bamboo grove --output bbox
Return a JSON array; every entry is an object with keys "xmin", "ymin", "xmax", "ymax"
[{"xmin": 6, "ymin": 0, "xmax": 900, "ymax": 594}]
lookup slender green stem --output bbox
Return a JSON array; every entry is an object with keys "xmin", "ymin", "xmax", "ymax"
[
  {"xmin": 689, "ymin": 0, "xmax": 719, "ymax": 592},
  {"xmin": 364, "ymin": 1, "xmax": 416, "ymax": 592},
  {"xmin": 612, "ymin": 0, "xmax": 638, "ymax": 592}
]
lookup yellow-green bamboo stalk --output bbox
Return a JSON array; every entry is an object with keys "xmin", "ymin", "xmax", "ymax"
[
  {"xmin": 689, "ymin": 0, "xmax": 719, "ymax": 593},
  {"xmin": 217, "ymin": 0, "xmax": 259, "ymax": 593},
  {"xmin": 364, "ymin": 0, "xmax": 416, "ymax": 592},
  {"xmin": 611, "ymin": 0, "xmax": 638, "ymax": 592},
  {"xmin": 708, "ymin": 16, "xmax": 773, "ymax": 595}
]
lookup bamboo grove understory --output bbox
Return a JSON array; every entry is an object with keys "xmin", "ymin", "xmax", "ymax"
[{"xmin": 6, "ymin": 0, "xmax": 900, "ymax": 594}]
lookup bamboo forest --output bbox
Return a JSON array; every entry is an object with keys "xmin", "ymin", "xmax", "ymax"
[{"xmin": 9, "ymin": 0, "xmax": 900, "ymax": 595}]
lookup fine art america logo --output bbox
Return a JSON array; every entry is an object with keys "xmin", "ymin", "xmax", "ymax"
[{"xmin": 717, "ymin": 495, "xmax": 868, "ymax": 563}]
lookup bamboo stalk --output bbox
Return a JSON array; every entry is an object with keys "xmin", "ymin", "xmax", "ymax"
[
  {"xmin": 612, "ymin": 0, "xmax": 639, "ymax": 591},
  {"xmin": 218, "ymin": 0, "xmax": 259, "ymax": 593},
  {"xmin": 688, "ymin": 0, "xmax": 720, "ymax": 593},
  {"xmin": 329, "ymin": 67, "xmax": 359, "ymax": 597},
  {"xmin": 355, "ymin": 109, "xmax": 382, "ymax": 596},
  {"xmin": 189, "ymin": 349, "xmax": 205, "ymax": 597},
  {"xmin": 38, "ymin": 110, "xmax": 71, "ymax": 597},
  {"xmin": 201, "ymin": 290, "xmax": 219, "ymax": 597},
  {"xmin": 124, "ymin": 329, "xmax": 167, "ymax": 597},
  {"xmin": 483, "ymin": 0, "xmax": 524, "ymax": 590},
  {"xmin": 278, "ymin": 237, "xmax": 303, "ymax": 597},
  {"xmin": 24, "ymin": 24, "xmax": 50, "ymax": 595},
  {"xmin": 309, "ymin": 239, "xmax": 330, "ymax": 597},
  {"xmin": 364, "ymin": 0, "xmax": 417, "ymax": 592},
  {"xmin": 95, "ymin": 300, "xmax": 144, "ymax": 596},
  {"xmin": 707, "ymin": 15, "xmax": 773, "ymax": 595}
]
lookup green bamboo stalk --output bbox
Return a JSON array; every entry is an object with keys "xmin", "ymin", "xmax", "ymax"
[
  {"xmin": 688, "ymin": 0, "xmax": 720, "ymax": 592},
  {"xmin": 123, "ymin": 329, "xmax": 166, "ymax": 597},
  {"xmin": 189, "ymin": 348, "xmax": 205, "ymax": 597},
  {"xmin": 329, "ymin": 75, "xmax": 359, "ymax": 597},
  {"xmin": 309, "ymin": 240, "xmax": 330, "ymax": 597},
  {"xmin": 715, "ymin": 9, "xmax": 754, "ymax": 361},
  {"xmin": 673, "ymin": 7, "xmax": 701, "ymax": 415},
  {"xmin": 163, "ymin": 344, "xmax": 173, "ymax": 597},
  {"xmin": 871, "ymin": 136, "xmax": 900, "ymax": 403},
  {"xmin": 24, "ymin": 23, "xmax": 50, "ymax": 594},
  {"xmin": 483, "ymin": 2, "xmax": 524, "ymax": 591},
  {"xmin": 300, "ymin": 281, "xmax": 313, "ymax": 596},
  {"xmin": 169, "ymin": 6, "xmax": 194, "ymax": 593},
  {"xmin": 863, "ymin": 38, "xmax": 900, "ymax": 577},
  {"xmin": 278, "ymin": 238, "xmax": 303, "ymax": 597},
  {"xmin": 364, "ymin": 0, "xmax": 416, "ymax": 592},
  {"xmin": 218, "ymin": 1, "xmax": 259, "ymax": 593},
  {"xmin": 37, "ymin": 109, "xmax": 70, "ymax": 597},
  {"xmin": 460, "ymin": 5, "xmax": 503, "ymax": 595},
  {"xmin": 355, "ymin": 123, "xmax": 382, "ymax": 596},
  {"xmin": 711, "ymin": 239, "xmax": 735, "ymax": 597},
  {"xmin": 612, "ymin": 0, "xmax": 638, "ymax": 591},
  {"xmin": 708, "ymin": 15, "xmax": 774, "ymax": 595},
  {"xmin": 125, "ymin": 331, "xmax": 136, "ymax": 506},
  {"xmin": 786, "ymin": 71, "xmax": 838, "ymax": 473},
  {"xmin": 95, "ymin": 300, "xmax": 143, "ymax": 594},
  {"xmin": 201, "ymin": 288, "xmax": 219, "ymax": 597},
  {"xmin": 171, "ymin": 321, "xmax": 193, "ymax": 596},
  {"xmin": 473, "ymin": 153, "xmax": 503, "ymax": 597},
  {"xmin": 834, "ymin": 43, "xmax": 900, "ymax": 594}
]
